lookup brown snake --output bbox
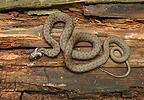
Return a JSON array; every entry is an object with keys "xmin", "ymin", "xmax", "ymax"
[{"xmin": 29, "ymin": 12, "xmax": 131, "ymax": 78}]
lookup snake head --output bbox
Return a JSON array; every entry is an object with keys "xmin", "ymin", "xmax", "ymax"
[{"xmin": 29, "ymin": 48, "xmax": 43, "ymax": 61}]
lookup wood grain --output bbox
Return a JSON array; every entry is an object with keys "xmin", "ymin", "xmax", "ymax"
[
  {"xmin": 1, "ymin": 66, "xmax": 144, "ymax": 93},
  {"xmin": 0, "ymin": 48, "xmax": 143, "ymax": 68},
  {"xmin": 0, "ymin": 92, "xmax": 21, "ymax": 100},
  {"xmin": 84, "ymin": 4, "xmax": 144, "ymax": 19},
  {"xmin": 0, "ymin": 7, "xmax": 144, "ymax": 98},
  {"xmin": 0, "ymin": 0, "xmax": 144, "ymax": 11}
]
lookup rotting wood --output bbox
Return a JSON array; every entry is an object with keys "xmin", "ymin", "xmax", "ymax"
[
  {"xmin": 84, "ymin": 4, "xmax": 144, "ymax": 19},
  {"xmin": 0, "ymin": 6, "xmax": 144, "ymax": 98},
  {"xmin": 0, "ymin": 18, "xmax": 144, "ymax": 49},
  {"xmin": 1, "ymin": 28, "xmax": 144, "ymax": 48},
  {"xmin": 85, "ymin": 0, "xmax": 144, "ymax": 3},
  {"xmin": 1, "ymin": 67, "xmax": 144, "ymax": 93},
  {"xmin": 0, "ymin": 0, "xmax": 144, "ymax": 12},
  {"xmin": 0, "ymin": 48, "xmax": 143, "ymax": 68},
  {"xmin": 20, "ymin": 92, "xmax": 142, "ymax": 100},
  {"xmin": 21, "ymin": 92, "xmax": 66, "ymax": 100},
  {"xmin": 26, "ymin": 9, "xmax": 61, "ymax": 15},
  {"xmin": 0, "ymin": 91, "xmax": 137, "ymax": 100},
  {"xmin": 0, "ymin": 92, "xmax": 21, "ymax": 100}
]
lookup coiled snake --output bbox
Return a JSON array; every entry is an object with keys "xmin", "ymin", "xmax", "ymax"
[{"xmin": 29, "ymin": 12, "xmax": 131, "ymax": 78}]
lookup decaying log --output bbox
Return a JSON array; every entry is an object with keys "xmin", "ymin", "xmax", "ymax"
[
  {"xmin": 21, "ymin": 92, "xmax": 66, "ymax": 100},
  {"xmin": 0, "ymin": 4, "xmax": 144, "ymax": 99},
  {"xmin": 0, "ymin": 92, "xmax": 21, "ymax": 100},
  {"xmin": 1, "ymin": 0, "xmax": 144, "ymax": 11},
  {"xmin": 84, "ymin": 4, "xmax": 144, "ymax": 19},
  {"xmin": 1, "ymin": 66, "xmax": 144, "ymax": 96},
  {"xmin": 0, "ymin": 48, "xmax": 143, "ymax": 68},
  {"xmin": 0, "ymin": 91, "xmax": 140, "ymax": 100}
]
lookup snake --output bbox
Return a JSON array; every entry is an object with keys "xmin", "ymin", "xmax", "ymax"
[{"xmin": 29, "ymin": 12, "xmax": 131, "ymax": 78}]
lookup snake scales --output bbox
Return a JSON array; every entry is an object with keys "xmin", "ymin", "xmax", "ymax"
[{"xmin": 29, "ymin": 12, "xmax": 131, "ymax": 78}]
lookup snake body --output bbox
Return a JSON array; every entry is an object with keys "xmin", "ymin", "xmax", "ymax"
[
  {"xmin": 29, "ymin": 12, "xmax": 131, "ymax": 77},
  {"xmin": 64, "ymin": 33, "xmax": 130, "ymax": 72}
]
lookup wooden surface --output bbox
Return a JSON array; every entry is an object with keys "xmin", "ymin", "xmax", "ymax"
[
  {"xmin": 0, "ymin": 3, "xmax": 144, "ymax": 99},
  {"xmin": 0, "ymin": 0, "xmax": 144, "ymax": 11},
  {"xmin": 84, "ymin": 4, "xmax": 144, "ymax": 19},
  {"xmin": 1, "ymin": 92, "xmax": 142, "ymax": 100}
]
